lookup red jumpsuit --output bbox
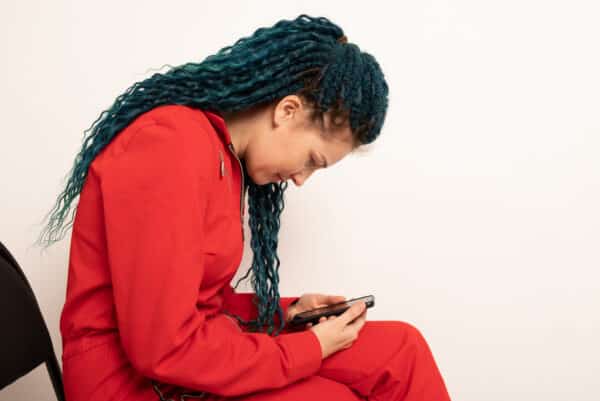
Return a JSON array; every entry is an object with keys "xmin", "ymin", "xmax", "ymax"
[{"xmin": 60, "ymin": 104, "xmax": 451, "ymax": 401}]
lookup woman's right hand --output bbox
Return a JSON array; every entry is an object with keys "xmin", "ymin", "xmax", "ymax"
[{"xmin": 308, "ymin": 301, "xmax": 367, "ymax": 359}]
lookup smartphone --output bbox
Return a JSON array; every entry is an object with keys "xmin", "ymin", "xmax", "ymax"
[{"xmin": 287, "ymin": 295, "xmax": 374, "ymax": 329}]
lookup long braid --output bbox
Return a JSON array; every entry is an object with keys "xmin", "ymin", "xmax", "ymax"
[{"xmin": 34, "ymin": 14, "xmax": 389, "ymax": 336}]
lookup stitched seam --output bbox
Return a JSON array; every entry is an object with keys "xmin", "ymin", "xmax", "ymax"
[
  {"xmin": 121, "ymin": 120, "xmax": 159, "ymax": 153},
  {"xmin": 62, "ymin": 337, "xmax": 116, "ymax": 361}
]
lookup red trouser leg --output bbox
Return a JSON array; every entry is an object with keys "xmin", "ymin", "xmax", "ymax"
[
  {"xmin": 317, "ymin": 320, "xmax": 452, "ymax": 401},
  {"xmin": 225, "ymin": 320, "xmax": 451, "ymax": 401},
  {"xmin": 228, "ymin": 375, "xmax": 363, "ymax": 401}
]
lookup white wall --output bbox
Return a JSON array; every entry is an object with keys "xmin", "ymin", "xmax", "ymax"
[{"xmin": 1, "ymin": 1, "xmax": 598, "ymax": 400}]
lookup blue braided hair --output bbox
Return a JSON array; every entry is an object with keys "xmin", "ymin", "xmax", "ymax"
[{"xmin": 34, "ymin": 14, "xmax": 389, "ymax": 336}]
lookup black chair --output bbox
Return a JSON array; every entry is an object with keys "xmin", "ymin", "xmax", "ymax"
[{"xmin": 0, "ymin": 240, "xmax": 65, "ymax": 401}]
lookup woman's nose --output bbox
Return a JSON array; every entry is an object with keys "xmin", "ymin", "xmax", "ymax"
[{"xmin": 291, "ymin": 170, "xmax": 314, "ymax": 186}]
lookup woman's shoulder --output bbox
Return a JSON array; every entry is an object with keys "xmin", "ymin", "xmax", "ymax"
[
  {"xmin": 139, "ymin": 104, "xmax": 213, "ymax": 130},
  {"xmin": 128, "ymin": 104, "xmax": 218, "ymax": 144},
  {"xmin": 91, "ymin": 104, "xmax": 219, "ymax": 174}
]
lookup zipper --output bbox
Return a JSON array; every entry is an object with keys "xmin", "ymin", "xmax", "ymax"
[
  {"xmin": 218, "ymin": 150, "xmax": 225, "ymax": 178},
  {"xmin": 226, "ymin": 143, "xmax": 245, "ymax": 242}
]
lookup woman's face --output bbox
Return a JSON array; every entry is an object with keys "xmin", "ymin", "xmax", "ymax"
[{"xmin": 244, "ymin": 96, "xmax": 356, "ymax": 186}]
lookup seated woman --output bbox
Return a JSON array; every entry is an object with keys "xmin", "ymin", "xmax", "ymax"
[{"xmin": 37, "ymin": 14, "xmax": 451, "ymax": 401}]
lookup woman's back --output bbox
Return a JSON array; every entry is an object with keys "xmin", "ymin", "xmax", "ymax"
[{"xmin": 59, "ymin": 104, "xmax": 322, "ymax": 401}]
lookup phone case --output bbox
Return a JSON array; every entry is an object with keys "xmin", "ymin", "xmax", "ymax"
[{"xmin": 287, "ymin": 295, "xmax": 375, "ymax": 328}]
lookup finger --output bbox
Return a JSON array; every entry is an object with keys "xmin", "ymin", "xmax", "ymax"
[
  {"xmin": 328, "ymin": 295, "xmax": 346, "ymax": 304},
  {"xmin": 340, "ymin": 302, "xmax": 365, "ymax": 324},
  {"xmin": 348, "ymin": 312, "xmax": 367, "ymax": 330},
  {"xmin": 313, "ymin": 294, "xmax": 329, "ymax": 305},
  {"xmin": 315, "ymin": 294, "xmax": 345, "ymax": 306}
]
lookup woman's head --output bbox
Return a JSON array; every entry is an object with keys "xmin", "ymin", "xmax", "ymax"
[
  {"xmin": 223, "ymin": 94, "xmax": 357, "ymax": 187},
  {"xmin": 37, "ymin": 14, "xmax": 389, "ymax": 336}
]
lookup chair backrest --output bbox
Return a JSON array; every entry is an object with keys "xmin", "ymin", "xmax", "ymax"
[{"xmin": 0, "ymin": 241, "xmax": 65, "ymax": 401}]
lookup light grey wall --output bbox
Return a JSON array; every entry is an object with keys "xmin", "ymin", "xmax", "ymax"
[{"xmin": 1, "ymin": 1, "xmax": 599, "ymax": 400}]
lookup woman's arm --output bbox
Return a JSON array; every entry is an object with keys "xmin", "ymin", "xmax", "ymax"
[
  {"xmin": 221, "ymin": 285, "xmax": 300, "ymax": 327},
  {"xmin": 98, "ymin": 117, "xmax": 322, "ymax": 397}
]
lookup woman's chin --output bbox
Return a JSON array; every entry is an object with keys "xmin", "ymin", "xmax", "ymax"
[
  {"xmin": 247, "ymin": 171, "xmax": 276, "ymax": 185},
  {"xmin": 266, "ymin": 174, "xmax": 283, "ymax": 185},
  {"xmin": 246, "ymin": 169, "xmax": 283, "ymax": 185}
]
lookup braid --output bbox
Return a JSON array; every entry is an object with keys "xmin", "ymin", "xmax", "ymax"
[{"xmin": 34, "ymin": 14, "xmax": 389, "ymax": 336}]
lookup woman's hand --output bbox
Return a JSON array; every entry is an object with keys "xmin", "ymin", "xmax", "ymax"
[
  {"xmin": 309, "ymin": 301, "xmax": 368, "ymax": 359},
  {"xmin": 285, "ymin": 293, "xmax": 347, "ymax": 326}
]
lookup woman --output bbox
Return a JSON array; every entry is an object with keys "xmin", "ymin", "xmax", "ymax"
[{"xmin": 37, "ymin": 14, "xmax": 451, "ymax": 401}]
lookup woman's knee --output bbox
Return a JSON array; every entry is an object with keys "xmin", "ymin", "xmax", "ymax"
[
  {"xmin": 368, "ymin": 320, "xmax": 430, "ymax": 348},
  {"xmin": 398, "ymin": 320, "xmax": 426, "ymax": 337}
]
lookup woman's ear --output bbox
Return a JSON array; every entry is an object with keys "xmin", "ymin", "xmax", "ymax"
[{"xmin": 273, "ymin": 95, "xmax": 303, "ymax": 127}]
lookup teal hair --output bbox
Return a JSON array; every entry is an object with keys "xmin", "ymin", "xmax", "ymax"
[{"xmin": 34, "ymin": 14, "xmax": 389, "ymax": 336}]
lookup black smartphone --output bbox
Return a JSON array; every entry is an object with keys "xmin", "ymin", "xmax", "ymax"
[{"xmin": 287, "ymin": 295, "xmax": 375, "ymax": 329}]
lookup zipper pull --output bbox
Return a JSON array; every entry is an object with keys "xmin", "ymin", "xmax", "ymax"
[{"xmin": 219, "ymin": 150, "xmax": 225, "ymax": 178}]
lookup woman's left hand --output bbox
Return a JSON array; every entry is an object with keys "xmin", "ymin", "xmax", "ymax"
[{"xmin": 285, "ymin": 293, "xmax": 347, "ymax": 325}]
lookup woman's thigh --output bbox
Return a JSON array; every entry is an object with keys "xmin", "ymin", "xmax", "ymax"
[
  {"xmin": 321, "ymin": 320, "xmax": 443, "ymax": 383},
  {"xmin": 314, "ymin": 320, "xmax": 451, "ymax": 401},
  {"xmin": 225, "ymin": 375, "xmax": 363, "ymax": 401},
  {"xmin": 318, "ymin": 320, "xmax": 419, "ymax": 379}
]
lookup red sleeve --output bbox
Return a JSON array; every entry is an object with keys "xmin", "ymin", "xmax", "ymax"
[
  {"xmin": 98, "ymin": 118, "xmax": 322, "ymax": 397},
  {"xmin": 221, "ymin": 285, "xmax": 300, "ymax": 331}
]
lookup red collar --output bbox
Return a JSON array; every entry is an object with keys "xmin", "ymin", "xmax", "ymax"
[{"xmin": 202, "ymin": 110, "xmax": 232, "ymax": 146}]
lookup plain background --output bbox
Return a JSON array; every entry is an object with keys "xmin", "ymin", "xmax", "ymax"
[{"xmin": 1, "ymin": 1, "xmax": 599, "ymax": 400}]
